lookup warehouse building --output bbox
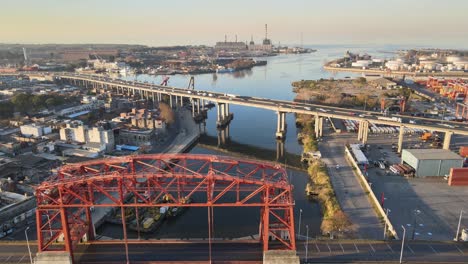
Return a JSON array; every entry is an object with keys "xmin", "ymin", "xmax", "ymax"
[{"xmin": 401, "ymin": 149, "xmax": 463, "ymax": 177}]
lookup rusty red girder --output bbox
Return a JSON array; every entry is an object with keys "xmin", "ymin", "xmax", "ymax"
[{"xmin": 36, "ymin": 154, "xmax": 295, "ymax": 255}]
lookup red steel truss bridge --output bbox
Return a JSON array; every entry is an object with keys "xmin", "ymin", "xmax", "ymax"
[{"xmin": 35, "ymin": 154, "xmax": 296, "ymax": 261}]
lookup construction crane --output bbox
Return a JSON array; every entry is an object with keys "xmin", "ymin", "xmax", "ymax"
[
  {"xmin": 380, "ymin": 96, "xmax": 406, "ymax": 114},
  {"xmin": 187, "ymin": 76, "xmax": 195, "ymax": 90},
  {"xmin": 161, "ymin": 76, "xmax": 169, "ymax": 86}
]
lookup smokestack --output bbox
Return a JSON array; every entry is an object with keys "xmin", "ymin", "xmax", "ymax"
[
  {"xmin": 265, "ymin": 24, "xmax": 268, "ymax": 40},
  {"xmin": 235, "ymin": 35, "xmax": 237, "ymax": 42},
  {"xmin": 225, "ymin": 35, "xmax": 227, "ymax": 43}
]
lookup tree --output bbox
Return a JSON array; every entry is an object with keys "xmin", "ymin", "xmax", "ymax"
[
  {"xmin": 321, "ymin": 210, "xmax": 352, "ymax": 238},
  {"xmin": 0, "ymin": 102, "xmax": 14, "ymax": 118},
  {"xmin": 11, "ymin": 93, "xmax": 32, "ymax": 113},
  {"xmin": 45, "ymin": 97, "xmax": 57, "ymax": 108},
  {"xmin": 159, "ymin": 102, "xmax": 175, "ymax": 125}
]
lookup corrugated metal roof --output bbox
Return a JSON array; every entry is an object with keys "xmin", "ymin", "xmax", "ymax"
[{"xmin": 404, "ymin": 149, "xmax": 462, "ymax": 160}]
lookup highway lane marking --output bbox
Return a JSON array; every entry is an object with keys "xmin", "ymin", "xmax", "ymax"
[
  {"xmin": 454, "ymin": 245, "xmax": 464, "ymax": 255},
  {"xmin": 386, "ymin": 243, "xmax": 394, "ymax": 253},
  {"xmin": 17, "ymin": 255, "xmax": 25, "ymax": 263},
  {"xmin": 428, "ymin": 245, "xmax": 438, "ymax": 254},
  {"xmin": 354, "ymin": 243, "xmax": 359, "ymax": 253},
  {"xmin": 314, "ymin": 242, "xmax": 320, "ymax": 253},
  {"xmin": 326, "ymin": 243, "xmax": 331, "ymax": 254},
  {"xmin": 407, "ymin": 245, "xmax": 415, "ymax": 254},
  {"xmin": 339, "ymin": 243, "xmax": 345, "ymax": 253}
]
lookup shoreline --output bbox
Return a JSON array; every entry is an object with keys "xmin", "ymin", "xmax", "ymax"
[{"xmin": 323, "ymin": 65, "xmax": 468, "ymax": 78}]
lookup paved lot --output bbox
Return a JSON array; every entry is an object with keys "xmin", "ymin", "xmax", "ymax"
[
  {"xmin": 300, "ymin": 240, "xmax": 468, "ymax": 263},
  {"xmin": 363, "ymin": 134, "xmax": 468, "ymax": 241},
  {"xmin": 318, "ymin": 121, "xmax": 383, "ymax": 240}
]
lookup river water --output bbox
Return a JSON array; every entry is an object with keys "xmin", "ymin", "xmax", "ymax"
[{"xmin": 98, "ymin": 45, "xmax": 404, "ymax": 239}]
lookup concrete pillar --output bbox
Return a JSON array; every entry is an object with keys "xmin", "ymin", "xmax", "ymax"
[
  {"xmin": 192, "ymin": 101, "xmax": 195, "ymax": 117},
  {"xmin": 319, "ymin": 117, "xmax": 323, "ymax": 137},
  {"xmin": 197, "ymin": 99, "xmax": 200, "ymax": 114},
  {"xmin": 357, "ymin": 121, "xmax": 363, "ymax": 141},
  {"xmin": 226, "ymin": 123, "xmax": 230, "ymax": 138},
  {"xmin": 398, "ymin": 125, "xmax": 405, "ymax": 153},
  {"xmin": 225, "ymin": 103, "xmax": 230, "ymax": 118},
  {"xmin": 281, "ymin": 112, "xmax": 286, "ymax": 131},
  {"xmin": 314, "ymin": 115, "xmax": 320, "ymax": 138},
  {"xmin": 361, "ymin": 121, "xmax": 369, "ymax": 144},
  {"xmin": 201, "ymin": 99, "xmax": 205, "ymax": 110},
  {"xmin": 277, "ymin": 112, "xmax": 281, "ymax": 133},
  {"xmin": 221, "ymin": 103, "xmax": 225, "ymax": 119},
  {"xmin": 217, "ymin": 103, "xmax": 222, "ymax": 122},
  {"xmin": 169, "ymin": 95, "xmax": 173, "ymax": 108},
  {"xmin": 443, "ymin": 131, "xmax": 453, "ymax": 150}
]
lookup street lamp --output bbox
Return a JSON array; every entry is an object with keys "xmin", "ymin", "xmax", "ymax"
[
  {"xmin": 305, "ymin": 225, "xmax": 309, "ymax": 262},
  {"xmin": 298, "ymin": 209, "xmax": 303, "ymax": 239},
  {"xmin": 454, "ymin": 210, "xmax": 465, "ymax": 241},
  {"xmin": 25, "ymin": 227, "xmax": 33, "ymax": 264},
  {"xmin": 383, "ymin": 208, "xmax": 391, "ymax": 239},
  {"xmin": 400, "ymin": 225, "xmax": 406, "ymax": 264}
]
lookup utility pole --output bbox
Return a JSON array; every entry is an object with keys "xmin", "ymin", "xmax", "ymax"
[{"xmin": 298, "ymin": 209, "xmax": 303, "ymax": 238}]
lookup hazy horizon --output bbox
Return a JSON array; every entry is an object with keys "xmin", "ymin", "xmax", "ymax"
[{"xmin": 1, "ymin": 0, "xmax": 467, "ymax": 48}]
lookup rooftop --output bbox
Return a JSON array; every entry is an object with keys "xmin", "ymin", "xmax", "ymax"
[{"xmin": 404, "ymin": 149, "xmax": 463, "ymax": 160}]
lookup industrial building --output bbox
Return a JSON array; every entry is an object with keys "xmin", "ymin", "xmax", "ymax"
[{"xmin": 401, "ymin": 149, "xmax": 463, "ymax": 177}]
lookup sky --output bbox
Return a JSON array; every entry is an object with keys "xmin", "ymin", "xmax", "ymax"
[{"xmin": 1, "ymin": 0, "xmax": 467, "ymax": 48}]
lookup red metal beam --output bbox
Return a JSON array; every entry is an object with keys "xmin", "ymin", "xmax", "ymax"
[{"xmin": 36, "ymin": 154, "xmax": 295, "ymax": 255}]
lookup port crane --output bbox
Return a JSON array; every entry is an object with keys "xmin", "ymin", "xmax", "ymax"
[
  {"xmin": 187, "ymin": 76, "xmax": 195, "ymax": 90},
  {"xmin": 161, "ymin": 76, "xmax": 169, "ymax": 86}
]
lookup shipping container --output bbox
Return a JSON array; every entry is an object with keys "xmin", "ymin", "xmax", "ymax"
[{"xmin": 448, "ymin": 168, "xmax": 468, "ymax": 186}]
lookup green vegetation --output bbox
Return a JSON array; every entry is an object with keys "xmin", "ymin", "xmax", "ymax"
[
  {"xmin": 296, "ymin": 112, "xmax": 352, "ymax": 237},
  {"xmin": 10, "ymin": 93, "xmax": 79, "ymax": 114},
  {"xmin": 305, "ymin": 160, "xmax": 351, "ymax": 236}
]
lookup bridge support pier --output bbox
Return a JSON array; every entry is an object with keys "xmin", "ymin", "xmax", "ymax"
[
  {"xmin": 217, "ymin": 124, "xmax": 230, "ymax": 146},
  {"xmin": 263, "ymin": 250, "xmax": 299, "ymax": 264},
  {"xmin": 358, "ymin": 120, "xmax": 369, "ymax": 144},
  {"xmin": 169, "ymin": 95, "xmax": 173, "ymax": 108},
  {"xmin": 276, "ymin": 112, "xmax": 286, "ymax": 139},
  {"xmin": 398, "ymin": 125, "xmax": 405, "ymax": 153},
  {"xmin": 276, "ymin": 139, "xmax": 285, "ymax": 161},
  {"xmin": 314, "ymin": 115, "xmax": 323, "ymax": 138},
  {"xmin": 217, "ymin": 103, "xmax": 232, "ymax": 127},
  {"xmin": 443, "ymin": 131, "xmax": 453, "ymax": 150},
  {"xmin": 35, "ymin": 252, "xmax": 73, "ymax": 264}
]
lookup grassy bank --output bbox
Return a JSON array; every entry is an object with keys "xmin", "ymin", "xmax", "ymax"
[
  {"xmin": 296, "ymin": 104, "xmax": 352, "ymax": 237},
  {"xmin": 197, "ymin": 134, "xmax": 305, "ymax": 171}
]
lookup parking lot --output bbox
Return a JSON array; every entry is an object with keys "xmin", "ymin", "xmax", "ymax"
[{"xmin": 362, "ymin": 133, "xmax": 468, "ymax": 241}]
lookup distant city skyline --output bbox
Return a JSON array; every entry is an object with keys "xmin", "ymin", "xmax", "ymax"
[{"xmin": 1, "ymin": 0, "xmax": 467, "ymax": 48}]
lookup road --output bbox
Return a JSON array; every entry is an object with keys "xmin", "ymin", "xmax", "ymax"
[
  {"xmin": 1, "ymin": 240, "xmax": 468, "ymax": 263},
  {"xmin": 318, "ymin": 120, "xmax": 382, "ymax": 240},
  {"xmin": 52, "ymin": 72, "xmax": 468, "ymax": 136}
]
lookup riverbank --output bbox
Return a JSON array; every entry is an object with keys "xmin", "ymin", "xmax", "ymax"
[
  {"xmin": 324, "ymin": 65, "xmax": 468, "ymax": 78},
  {"xmin": 294, "ymin": 93, "xmax": 353, "ymax": 238}
]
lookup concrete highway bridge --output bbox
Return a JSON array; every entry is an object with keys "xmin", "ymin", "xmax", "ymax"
[{"xmin": 50, "ymin": 72, "xmax": 468, "ymax": 152}]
